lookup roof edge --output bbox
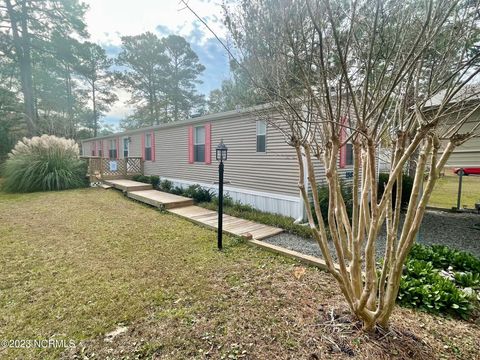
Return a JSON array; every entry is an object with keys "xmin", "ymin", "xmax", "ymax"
[{"xmin": 81, "ymin": 103, "xmax": 273, "ymax": 142}]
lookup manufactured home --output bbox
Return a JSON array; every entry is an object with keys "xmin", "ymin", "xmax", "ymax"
[{"xmin": 81, "ymin": 108, "xmax": 354, "ymax": 220}]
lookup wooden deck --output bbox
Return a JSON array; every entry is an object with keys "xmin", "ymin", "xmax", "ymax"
[
  {"xmin": 103, "ymin": 179, "xmax": 284, "ymax": 240},
  {"xmin": 104, "ymin": 179, "xmax": 153, "ymax": 192},
  {"xmin": 128, "ymin": 190, "xmax": 194, "ymax": 209},
  {"xmin": 169, "ymin": 205, "xmax": 283, "ymax": 240}
]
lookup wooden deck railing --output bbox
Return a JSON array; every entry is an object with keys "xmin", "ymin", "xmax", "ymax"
[{"xmin": 81, "ymin": 156, "xmax": 144, "ymax": 181}]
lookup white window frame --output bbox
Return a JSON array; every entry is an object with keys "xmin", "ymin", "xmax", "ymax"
[
  {"xmin": 109, "ymin": 139, "xmax": 117, "ymax": 159},
  {"xmin": 194, "ymin": 125, "xmax": 205, "ymax": 162},
  {"xmin": 145, "ymin": 133, "xmax": 152, "ymax": 161},
  {"xmin": 256, "ymin": 120, "xmax": 267, "ymax": 153}
]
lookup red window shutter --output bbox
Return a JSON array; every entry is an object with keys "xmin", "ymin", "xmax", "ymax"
[
  {"xmin": 116, "ymin": 137, "xmax": 120, "ymax": 160},
  {"xmin": 205, "ymin": 123, "xmax": 211, "ymax": 164},
  {"xmin": 141, "ymin": 133, "xmax": 145, "ymax": 160},
  {"xmin": 339, "ymin": 116, "xmax": 347, "ymax": 168},
  {"xmin": 188, "ymin": 126, "xmax": 194, "ymax": 164},
  {"xmin": 151, "ymin": 130, "xmax": 156, "ymax": 162}
]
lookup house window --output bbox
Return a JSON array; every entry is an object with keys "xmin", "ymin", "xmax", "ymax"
[
  {"xmin": 145, "ymin": 133, "xmax": 152, "ymax": 161},
  {"xmin": 109, "ymin": 139, "xmax": 117, "ymax": 159},
  {"xmin": 194, "ymin": 126, "xmax": 205, "ymax": 162},
  {"xmin": 123, "ymin": 137, "xmax": 129, "ymax": 158},
  {"xmin": 91, "ymin": 149, "xmax": 96, "ymax": 156},
  {"xmin": 346, "ymin": 144, "xmax": 353, "ymax": 166},
  {"xmin": 98, "ymin": 149, "xmax": 102, "ymax": 158},
  {"xmin": 256, "ymin": 120, "xmax": 266, "ymax": 152}
]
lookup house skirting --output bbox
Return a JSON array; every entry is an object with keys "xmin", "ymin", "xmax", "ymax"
[{"xmin": 157, "ymin": 176, "xmax": 304, "ymax": 219}]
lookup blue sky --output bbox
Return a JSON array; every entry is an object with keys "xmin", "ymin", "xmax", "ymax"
[{"xmin": 83, "ymin": 0, "xmax": 230, "ymax": 130}]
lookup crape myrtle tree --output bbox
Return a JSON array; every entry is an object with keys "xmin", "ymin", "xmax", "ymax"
[{"xmin": 185, "ymin": 0, "xmax": 480, "ymax": 330}]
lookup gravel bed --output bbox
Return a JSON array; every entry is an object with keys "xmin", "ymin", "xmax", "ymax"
[{"xmin": 263, "ymin": 210, "xmax": 480, "ymax": 261}]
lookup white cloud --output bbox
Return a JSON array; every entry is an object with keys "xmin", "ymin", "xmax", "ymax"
[
  {"xmin": 83, "ymin": 0, "xmax": 229, "ymax": 127},
  {"xmin": 108, "ymin": 89, "xmax": 134, "ymax": 118},
  {"xmin": 84, "ymin": 0, "xmax": 226, "ymax": 46}
]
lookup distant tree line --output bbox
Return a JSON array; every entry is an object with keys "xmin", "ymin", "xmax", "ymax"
[{"xmin": 0, "ymin": 0, "xmax": 262, "ymax": 161}]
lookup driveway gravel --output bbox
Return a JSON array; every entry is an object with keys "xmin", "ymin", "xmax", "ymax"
[{"xmin": 263, "ymin": 210, "xmax": 480, "ymax": 260}]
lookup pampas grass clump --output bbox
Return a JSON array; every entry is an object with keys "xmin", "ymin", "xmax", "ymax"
[{"xmin": 2, "ymin": 135, "xmax": 87, "ymax": 193}]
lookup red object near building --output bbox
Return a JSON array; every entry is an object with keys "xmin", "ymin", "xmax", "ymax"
[{"xmin": 453, "ymin": 168, "xmax": 480, "ymax": 176}]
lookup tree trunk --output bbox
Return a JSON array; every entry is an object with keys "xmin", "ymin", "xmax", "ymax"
[
  {"xmin": 92, "ymin": 80, "xmax": 97, "ymax": 137},
  {"xmin": 6, "ymin": 0, "xmax": 37, "ymax": 136}
]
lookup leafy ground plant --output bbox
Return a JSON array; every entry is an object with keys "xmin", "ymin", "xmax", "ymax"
[
  {"xmin": 398, "ymin": 259, "xmax": 473, "ymax": 319},
  {"xmin": 399, "ymin": 244, "xmax": 480, "ymax": 319},
  {"xmin": 1, "ymin": 135, "xmax": 87, "ymax": 193}
]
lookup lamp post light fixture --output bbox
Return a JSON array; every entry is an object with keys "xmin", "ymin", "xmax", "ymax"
[{"xmin": 216, "ymin": 140, "xmax": 228, "ymax": 250}]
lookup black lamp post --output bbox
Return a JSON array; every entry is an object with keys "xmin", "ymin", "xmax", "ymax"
[{"xmin": 216, "ymin": 140, "xmax": 228, "ymax": 250}]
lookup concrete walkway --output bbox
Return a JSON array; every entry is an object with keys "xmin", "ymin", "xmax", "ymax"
[{"xmin": 104, "ymin": 179, "xmax": 283, "ymax": 240}]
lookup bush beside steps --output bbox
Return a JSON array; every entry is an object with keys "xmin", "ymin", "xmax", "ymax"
[{"xmin": 1, "ymin": 135, "xmax": 88, "ymax": 193}]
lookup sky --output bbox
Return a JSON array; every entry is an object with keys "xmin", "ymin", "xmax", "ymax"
[{"xmin": 83, "ymin": 0, "xmax": 231, "ymax": 129}]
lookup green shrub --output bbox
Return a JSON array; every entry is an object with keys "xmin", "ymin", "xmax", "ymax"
[
  {"xmin": 171, "ymin": 186, "xmax": 184, "ymax": 195},
  {"xmin": 378, "ymin": 172, "xmax": 414, "ymax": 208},
  {"xmin": 183, "ymin": 184, "xmax": 213, "ymax": 203},
  {"xmin": 212, "ymin": 193, "xmax": 235, "ymax": 207},
  {"xmin": 159, "ymin": 179, "xmax": 173, "ymax": 192},
  {"xmin": 398, "ymin": 259, "xmax": 472, "ymax": 319},
  {"xmin": 1, "ymin": 135, "xmax": 87, "ymax": 193},
  {"xmin": 132, "ymin": 175, "xmax": 159, "ymax": 187},
  {"xmin": 310, "ymin": 182, "xmax": 353, "ymax": 223},
  {"xmin": 133, "ymin": 175, "xmax": 150, "ymax": 184},
  {"xmin": 149, "ymin": 175, "xmax": 160, "ymax": 188}
]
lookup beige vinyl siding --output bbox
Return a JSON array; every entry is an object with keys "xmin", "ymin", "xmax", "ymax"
[
  {"xmin": 81, "ymin": 110, "xmax": 355, "ymax": 197},
  {"xmin": 440, "ymin": 108, "xmax": 480, "ymax": 167},
  {"xmin": 119, "ymin": 133, "xmax": 142, "ymax": 158},
  {"xmin": 444, "ymin": 136, "xmax": 480, "ymax": 167},
  {"xmin": 145, "ymin": 114, "xmax": 301, "ymax": 196}
]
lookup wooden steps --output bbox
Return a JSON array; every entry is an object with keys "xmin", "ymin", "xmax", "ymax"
[
  {"xmin": 104, "ymin": 179, "xmax": 152, "ymax": 192},
  {"xmin": 169, "ymin": 205, "xmax": 283, "ymax": 240},
  {"xmin": 127, "ymin": 190, "xmax": 194, "ymax": 209}
]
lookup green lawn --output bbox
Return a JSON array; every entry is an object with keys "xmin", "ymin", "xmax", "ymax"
[
  {"xmin": 429, "ymin": 171, "xmax": 480, "ymax": 209},
  {"xmin": 0, "ymin": 188, "xmax": 478, "ymax": 359}
]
